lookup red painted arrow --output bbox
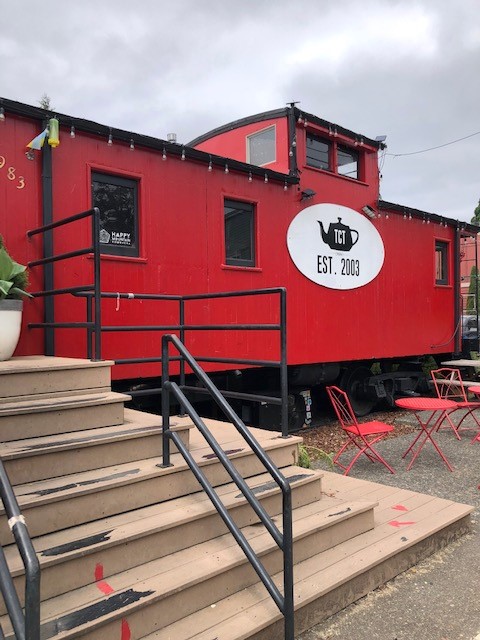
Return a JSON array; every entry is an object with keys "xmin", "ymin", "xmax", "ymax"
[
  {"xmin": 389, "ymin": 520, "xmax": 415, "ymax": 527},
  {"xmin": 392, "ymin": 505, "xmax": 408, "ymax": 511}
]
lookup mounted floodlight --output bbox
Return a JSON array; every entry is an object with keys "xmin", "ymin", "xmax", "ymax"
[
  {"xmin": 375, "ymin": 135, "xmax": 387, "ymax": 142},
  {"xmin": 300, "ymin": 188, "xmax": 316, "ymax": 201},
  {"xmin": 362, "ymin": 205, "xmax": 377, "ymax": 219}
]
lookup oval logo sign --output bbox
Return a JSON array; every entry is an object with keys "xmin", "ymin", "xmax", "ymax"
[{"xmin": 287, "ymin": 203, "xmax": 384, "ymax": 290}]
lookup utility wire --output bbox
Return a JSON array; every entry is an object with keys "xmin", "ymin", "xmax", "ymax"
[{"xmin": 387, "ymin": 130, "xmax": 480, "ymax": 157}]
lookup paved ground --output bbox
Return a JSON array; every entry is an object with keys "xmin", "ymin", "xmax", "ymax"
[{"xmin": 299, "ymin": 413, "xmax": 480, "ymax": 640}]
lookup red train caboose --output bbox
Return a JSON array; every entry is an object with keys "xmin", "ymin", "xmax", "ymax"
[{"xmin": 1, "ymin": 98, "xmax": 477, "ymax": 428}]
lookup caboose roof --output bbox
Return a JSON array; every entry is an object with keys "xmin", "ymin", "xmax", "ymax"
[
  {"xmin": 187, "ymin": 106, "xmax": 383, "ymax": 149},
  {"xmin": 0, "ymin": 96, "xmax": 298, "ymax": 187}
]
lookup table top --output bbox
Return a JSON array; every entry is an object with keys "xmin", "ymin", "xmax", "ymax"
[
  {"xmin": 468, "ymin": 385, "xmax": 480, "ymax": 395},
  {"xmin": 395, "ymin": 397, "xmax": 457, "ymax": 411},
  {"xmin": 441, "ymin": 359, "xmax": 480, "ymax": 368}
]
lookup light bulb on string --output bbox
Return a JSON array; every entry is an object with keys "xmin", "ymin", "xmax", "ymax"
[
  {"xmin": 289, "ymin": 149, "xmax": 293, "ymax": 157},
  {"xmin": 297, "ymin": 114, "xmax": 302, "ymax": 124},
  {"xmin": 284, "ymin": 182, "xmax": 288, "ymax": 191},
  {"xmin": 264, "ymin": 174, "xmax": 268, "ymax": 183},
  {"xmin": 360, "ymin": 137, "xmax": 364, "ymax": 146},
  {"xmin": 409, "ymin": 213, "xmax": 412, "ymax": 220},
  {"xmin": 70, "ymin": 125, "xmax": 75, "ymax": 138},
  {"xmin": 334, "ymin": 126, "xmax": 338, "ymax": 137},
  {"xmin": 108, "ymin": 130, "xmax": 113, "ymax": 146},
  {"xmin": 0, "ymin": 107, "xmax": 5, "ymax": 122},
  {"xmin": 130, "ymin": 138, "xmax": 135, "ymax": 151},
  {"xmin": 248, "ymin": 172, "xmax": 252, "ymax": 182},
  {"xmin": 303, "ymin": 118, "xmax": 308, "ymax": 128},
  {"xmin": 162, "ymin": 147, "xmax": 167, "ymax": 161},
  {"xmin": 292, "ymin": 136, "xmax": 296, "ymax": 147},
  {"xmin": 181, "ymin": 147, "xmax": 185, "ymax": 161},
  {"xmin": 224, "ymin": 164, "xmax": 229, "ymax": 174},
  {"xmin": 208, "ymin": 157, "xmax": 212, "ymax": 172}
]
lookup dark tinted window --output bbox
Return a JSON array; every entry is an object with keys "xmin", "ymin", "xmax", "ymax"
[
  {"xmin": 92, "ymin": 172, "xmax": 139, "ymax": 257},
  {"xmin": 337, "ymin": 145, "xmax": 359, "ymax": 179},
  {"xmin": 435, "ymin": 240, "xmax": 449, "ymax": 285},
  {"xmin": 306, "ymin": 133, "xmax": 331, "ymax": 171},
  {"xmin": 224, "ymin": 200, "xmax": 255, "ymax": 267}
]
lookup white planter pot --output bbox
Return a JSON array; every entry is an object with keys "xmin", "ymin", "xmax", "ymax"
[{"xmin": 0, "ymin": 299, "xmax": 23, "ymax": 361}]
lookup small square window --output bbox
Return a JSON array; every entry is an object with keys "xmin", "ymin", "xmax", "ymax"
[
  {"xmin": 92, "ymin": 172, "xmax": 139, "ymax": 257},
  {"xmin": 306, "ymin": 133, "xmax": 331, "ymax": 171},
  {"xmin": 435, "ymin": 240, "xmax": 449, "ymax": 285},
  {"xmin": 337, "ymin": 145, "xmax": 359, "ymax": 179},
  {"xmin": 247, "ymin": 126, "xmax": 276, "ymax": 166},
  {"xmin": 224, "ymin": 199, "xmax": 255, "ymax": 267}
]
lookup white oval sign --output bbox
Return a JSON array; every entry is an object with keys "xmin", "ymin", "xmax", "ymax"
[{"xmin": 287, "ymin": 203, "xmax": 384, "ymax": 290}]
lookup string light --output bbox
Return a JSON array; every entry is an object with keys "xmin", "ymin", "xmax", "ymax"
[
  {"xmin": 162, "ymin": 146, "xmax": 167, "ymax": 161},
  {"xmin": 225, "ymin": 163, "xmax": 229, "ymax": 174},
  {"xmin": 289, "ymin": 149, "xmax": 293, "ymax": 157},
  {"xmin": 333, "ymin": 126, "xmax": 338, "ymax": 138},
  {"xmin": 385, "ymin": 212, "xmax": 389, "ymax": 219},
  {"xmin": 297, "ymin": 114, "xmax": 302, "ymax": 124},
  {"xmin": 329, "ymin": 126, "xmax": 333, "ymax": 136},
  {"xmin": 284, "ymin": 181, "xmax": 288, "ymax": 191},
  {"xmin": 427, "ymin": 217, "xmax": 430, "ymax": 224},
  {"xmin": 354, "ymin": 137, "xmax": 358, "ymax": 146},
  {"xmin": 409, "ymin": 212, "xmax": 412, "ymax": 220},
  {"xmin": 181, "ymin": 147, "xmax": 186, "ymax": 161},
  {"xmin": 248, "ymin": 172, "xmax": 252, "ymax": 182},
  {"xmin": 264, "ymin": 173, "xmax": 268, "ymax": 183},
  {"xmin": 130, "ymin": 138, "xmax": 135, "ymax": 151},
  {"xmin": 0, "ymin": 107, "xmax": 5, "ymax": 122},
  {"xmin": 292, "ymin": 136, "xmax": 296, "ymax": 147},
  {"xmin": 208, "ymin": 157, "xmax": 212, "ymax": 172},
  {"xmin": 70, "ymin": 125, "xmax": 75, "ymax": 138},
  {"xmin": 360, "ymin": 137, "xmax": 364, "ymax": 146},
  {"xmin": 108, "ymin": 129, "xmax": 113, "ymax": 146},
  {"xmin": 303, "ymin": 118, "xmax": 308, "ymax": 128}
]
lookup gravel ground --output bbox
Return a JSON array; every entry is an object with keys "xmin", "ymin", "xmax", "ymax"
[{"xmin": 296, "ymin": 409, "xmax": 480, "ymax": 640}]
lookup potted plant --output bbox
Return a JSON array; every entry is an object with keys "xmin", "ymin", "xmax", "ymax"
[{"xmin": 0, "ymin": 236, "xmax": 32, "ymax": 361}]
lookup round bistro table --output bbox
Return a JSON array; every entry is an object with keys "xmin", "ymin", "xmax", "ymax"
[{"xmin": 395, "ymin": 397, "xmax": 458, "ymax": 471}]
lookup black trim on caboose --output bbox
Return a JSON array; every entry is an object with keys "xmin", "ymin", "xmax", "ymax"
[
  {"xmin": 378, "ymin": 200, "xmax": 479, "ymax": 233},
  {"xmin": 0, "ymin": 97, "xmax": 298, "ymax": 188}
]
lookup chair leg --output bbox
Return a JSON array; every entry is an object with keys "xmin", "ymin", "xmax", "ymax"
[{"xmin": 437, "ymin": 410, "xmax": 461, "ymax": 440}]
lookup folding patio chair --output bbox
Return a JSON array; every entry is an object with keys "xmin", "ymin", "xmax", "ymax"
[
  {"xmin": 430, "ymin": 368, "xmax": 480, "ymax": 442},
  {"xmin": 326, "ymin": 385, "xmax": 395, "ymax": 476}
]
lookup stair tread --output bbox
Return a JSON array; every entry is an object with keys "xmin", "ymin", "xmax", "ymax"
[
  {"xmin": 2, "ymin": 495, "xmax": 374, "ymax": 639},
  {"xmin": 0, "ymin": 356, "xmax": 115, "ymax": 375},
  {"xmin": 141, "ymin": 491, "xmax": 473, "ymax": 640},
  {"xmin": 0, "ymin": 391, "xmax": 130, "ymax": 416},
  {"xmin": 4, "ymin": 466, "xmax": 322, "ymax": 575},
  {"xmin": 2, "ymin": 432, "xmax": 301, "ymax": 511},
  {"xmin": 0, "ymin": 409, "xmax": 190, "ymax": 460}
]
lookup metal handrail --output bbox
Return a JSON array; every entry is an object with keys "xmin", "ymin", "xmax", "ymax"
[
  {"xmin": 76, "ymin": 287, "xmax": 289, "ymax": 436},
  {"xmin": 27, "ymin": 207, "xmax": 102, "ymax": 360},
  {"xmin": 0, "ymin": 461, "xmax": 40, "ymax": 640},
  {"xmin": 161, "ymin": 334, "xmax": 294, "ymax": 640}
]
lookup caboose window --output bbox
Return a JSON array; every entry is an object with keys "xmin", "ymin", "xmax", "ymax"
[
  {"xmin": 92, "ymin": 172, "xmax": 139, "ymax": 257},
  {"xmin": 306, "ymin": 133, "xmax": 331, "ymax": 171},
  {"xmin": 337, "ymin": 145, "xmax": 359, "ymax": 179},
  {"xmin": 247, "ymin": 126, "xmax": 276, "ymax": 166},
  {"xmin": 435, "ymin": 240, "xmax": 449, "ymax": 285},
  {"xmin": 224, "ymin": 199, "xmax": 255, "ymax": 267}
]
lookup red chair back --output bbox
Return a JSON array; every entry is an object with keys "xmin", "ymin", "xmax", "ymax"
[
  {"xmin": 326, "ymin": 386, "xmax": 360, "ymax": 434},
  {"xmin": 430, "ymin": 368, "xmax": 468, "ymax": 403}
]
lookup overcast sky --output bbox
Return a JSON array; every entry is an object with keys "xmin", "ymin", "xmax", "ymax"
[{"xmin": 2, "ymin": 0, "xmax": 479, "ymax": 222}]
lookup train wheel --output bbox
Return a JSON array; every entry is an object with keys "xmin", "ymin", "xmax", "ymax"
[{"xmin": 340, "ymin": 366, "xmax": 376, "ymax": 416}]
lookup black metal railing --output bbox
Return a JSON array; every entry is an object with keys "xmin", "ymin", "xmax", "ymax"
[
  {"xmin": 161, "ymin": 334, "xmax": 294, "ymax": 640},
  {"xmin": 0, "ymin": 461, "xmax": 40, "ymax": 640},
  {"xmin": 77, "ymin": 287, "xmax": 289, "ymax": 436},
  {"xmin": 26, "ymin": 207, "xmax": 102, "ymax": 360}
]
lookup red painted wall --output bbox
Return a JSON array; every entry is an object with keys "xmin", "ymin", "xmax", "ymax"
[{"xmin": 1, "ymin": 110, "xmax": 457, "ymax": 381}]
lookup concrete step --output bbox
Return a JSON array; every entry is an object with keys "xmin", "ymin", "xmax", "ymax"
[
  {"xmin": 0, "ymin": 432, "xmax": 301, "ymax": 545},
  {"xmin": 2, "ymin": 466, "xmax": 322, "ymax": 612},
  {"xmin": 0, "ymin": 391, "xmax": 131, "ymax": 441},
  {"xmin": 0, "ymin": 495, "xmax": 376, "ymax": 640},
  {"xmin": 0, "ymin": 409, "xmax": 193, "ymax": 484},
  {"xmin": 146, "ymin": 472, "xmax": 473, "ymax": 640},
  {"xmin": 0, "ymin": 356, "xmax": 114, "ymax": 401}
]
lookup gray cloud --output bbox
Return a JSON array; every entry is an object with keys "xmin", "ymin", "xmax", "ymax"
[{"xmin": 2, "ymin": 0, "xmax": 479, "ymax": 221}]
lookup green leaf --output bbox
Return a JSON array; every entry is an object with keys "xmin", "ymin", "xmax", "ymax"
[
  {"xmin": 9, "ymin": 286, "xmax": 32, "ymax": 298},
  {"xmin": 9, "ymin": 260, "xmax": 26, "ymax": 280},
  {"xmin": 0, "ymin": 248, "xmax": 12, "ymax": 280},
  {"xmin": 0, "ymin": 280, "xmax": 13, "ymax": 299}
]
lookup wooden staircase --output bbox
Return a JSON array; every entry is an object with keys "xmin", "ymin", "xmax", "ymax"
[{"xmin": 0, "ymin": 356, "xmax": 473, "ymax": 639}]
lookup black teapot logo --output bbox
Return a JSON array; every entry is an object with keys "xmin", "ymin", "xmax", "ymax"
[{"xmin": 318, "ymin": 217, "xmax": 359, "ymax": 252}]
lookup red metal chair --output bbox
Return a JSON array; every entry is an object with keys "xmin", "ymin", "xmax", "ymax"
[
  {"xmin": 326, "ymin": 385, "xmax": 395, "ymax": 476},
  {"xmin": 430, "ymin": 368, "xmax": 480, "ymax": 441}
]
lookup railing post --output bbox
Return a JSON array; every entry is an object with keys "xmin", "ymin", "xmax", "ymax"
[
  {"xmin": 161, "ymin": 335, "xmax": 172, "ymax": 467},
  {"xmin": 280, "ymin": 289, "xmax": 289, "ymax": 437},
  {"xmin": 86, "ymin": 296, "xmax": 93, "ymax": 360},
  {"xmin": 179, "ymin": 298, "xmax": 186, "ymax": 416},
  {"xmin": 282, "ymin": 486, "xmax": 294, "ymax": 640},
  {"xmin": 92, "ymin": 207, "xmax": 102, "ymax": 361}
]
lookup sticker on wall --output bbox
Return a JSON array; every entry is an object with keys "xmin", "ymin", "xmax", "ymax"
[{"xmin": 287, "ymin": 203, "xmax": 385, "ymax": 290}]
